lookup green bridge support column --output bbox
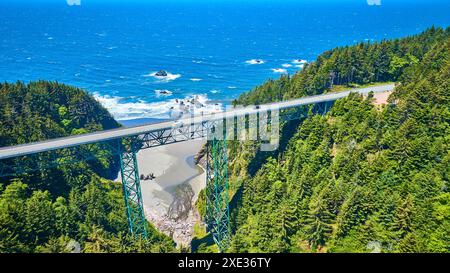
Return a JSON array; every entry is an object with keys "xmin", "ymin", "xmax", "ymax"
[
  {"xmin": 206, "ymin": 137, "xmax": 231, "ymax": 252},
  {"xmin": 118, "ymin": 138, "xmax": 148, "ymax": 238}
]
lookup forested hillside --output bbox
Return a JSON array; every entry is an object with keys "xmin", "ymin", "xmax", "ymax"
[
  {"xmin": 0, "ymin": 81, "xmax": 175, "ymax": 252},
  {"xmin": 236, "ymin": 27, "xmax": 450, "ymax": 105},
  {"xmin": 223, "ymin": 27, "xmax": 450, "ymax": 253},
  {"xmin": 1, "ymin": 27, "xmax": 449, "ymax": 253}
]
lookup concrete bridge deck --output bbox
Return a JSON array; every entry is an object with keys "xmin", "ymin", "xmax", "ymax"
[{"xmin": 0, "ymin": 84, "xmax": 395, "ymax": 160}]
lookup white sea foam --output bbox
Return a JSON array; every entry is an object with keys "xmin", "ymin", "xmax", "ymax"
[
  {"xmin": 94, "ymin": 92, "xmax": 222, "ymax": 120},
  {"xmin": 245, "ymin": 59, "xmax": 265, "ymax": 65},
  {"xmin": 292, "ymin": 59, "xmax": 308, "ymax": 64},
  {"xmin": 155, "ymin": 89, "xmax": 173, "ymax": 96},
  {"xmin": 282, "ymin": 63, "xmax": 293, "ymax": 68},
  {"xmin": 228, "ymin": 86, "xmax": 237, "ymax": 89},
  {"xmin": 190, "ymin": 78, "xmax": 202, "ymax": 82},
  {"xmin": 144, "ymin": 71, "xmax": 181, "ymax": 82},
  {"xmin": 210, "ymin": 89, "xmax": 220, "ymax": 94},
  {"xmin": 295, "ymin": 64, "xmax": 305, "ymax": 69},
  {"xmin": 272, "ymin": 68, "xmax": 288, "ymax": 74}
]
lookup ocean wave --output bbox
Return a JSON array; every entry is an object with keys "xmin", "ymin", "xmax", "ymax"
[
  {"xmin": 143, "ymin": 71, "xmax": 181, "ymax": 82},
  {"xmin": 245, "ymin": 59, "xmax": 265, "ymax": 65},
  {"xmin": 272, "ymin": 68, "xmax": 288, "ymax": 74},
  {"xmin": 93, "ymin": 92, "xmax": 222, "ymax": 121},
  {"xmin": 155, "ymin": 89, "xmax": 173, "ymax": 96},
  {"xmin": 292, "ymin": 59, "xmax": 308, "ymax": 64},
  {"xmin": 282, "ymin": 63, "xmax": 293, "ymax": 68},
  {"xmin": 190, "ymin": 78, "xmax": 202, "ymax": 82}
]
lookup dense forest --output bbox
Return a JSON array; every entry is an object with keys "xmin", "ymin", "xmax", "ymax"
[
  {"xmin": 1, "ymin": 27, "xmax": 449, "ymax": 253},
  {"xmin": 211, "ymin": 27, "xmax": 450, "ymax": 253},
  {"xmin": 236, "ymin": 27, "xmax": 449, "ymax": 105},
  {"xmin": 0, "ymin": 81, "xmax": 175, "ymax": 252}
]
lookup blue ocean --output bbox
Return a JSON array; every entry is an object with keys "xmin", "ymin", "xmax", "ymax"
[{"xmin": 1, "ymin": 0, "xmax": 449, "ymax": 121}]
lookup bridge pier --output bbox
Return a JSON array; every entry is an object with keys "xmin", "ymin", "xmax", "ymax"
[
  {"xmin": 206, "ymin": 137, "xmax": 231, "ymax": 252},
  {"xmin": 118, "ymin": 138, "xmax": 148, "ymax": 238},
  {"xmin": 315, "ymin": 101, "xmax": 334, "ymax": 115},
  {"xmin": 0, "ymin": 85, "xmax": 395, "ymax": 252}
]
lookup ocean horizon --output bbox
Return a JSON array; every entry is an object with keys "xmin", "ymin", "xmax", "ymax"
[{"xmin": 1, "ymin": 0, "xmax": 449, "ymax": 121}]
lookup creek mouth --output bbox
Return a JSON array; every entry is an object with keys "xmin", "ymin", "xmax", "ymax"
[
  {"xmin": 124, "ymin": 139, "xmax": 206, "ymax": 247},
  {"xmin": 168, "ymin": 183, "xmax": 195, "ymax": 221}
]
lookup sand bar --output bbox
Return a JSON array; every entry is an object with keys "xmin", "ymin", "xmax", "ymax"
[{"xmin": 117, "ymin": 138, "xmax": 206, "ymax": 247}]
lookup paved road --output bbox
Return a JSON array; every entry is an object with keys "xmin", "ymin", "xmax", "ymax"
[{"xmin": 0, "ymin": 84, "xmax": 395, "ymax": 160}]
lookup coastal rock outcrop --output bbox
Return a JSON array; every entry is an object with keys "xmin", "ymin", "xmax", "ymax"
[{"xmin": 155, "ymin": 70, "xmax": 168, "ymax": 77}]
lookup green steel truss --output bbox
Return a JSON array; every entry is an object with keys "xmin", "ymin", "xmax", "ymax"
[
  {"xmin": 0, "ymin": 105, "xmax": 317, "ymax": 178},
  {"xmin": 206, "ymin": 137, "xmax": 230, "ymax": 252},
  {"xmin": 118, "ymin": 138, "xmax": 148, "ymax": 238},
  {"xmin": 0, "ymin": 101, "xmax": 334, "ymax": 250}
]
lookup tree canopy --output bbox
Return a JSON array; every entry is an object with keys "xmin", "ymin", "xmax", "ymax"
[
  {"xmin": 223, "ymin": 27, "xmax": 450, "ymax": 253},
  {"xmin": 0, "ymin": 82, "xmax": 175, "ymax": 253}
]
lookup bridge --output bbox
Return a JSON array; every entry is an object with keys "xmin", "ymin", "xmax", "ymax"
[{"xmin": 0, "ymin": 84, "xmax": 394, "ymax": 251}]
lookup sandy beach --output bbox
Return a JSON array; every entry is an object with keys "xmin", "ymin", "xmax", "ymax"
[{"xmin": 116, "ymin": 138, "xmax": 206, "ymax": 247}]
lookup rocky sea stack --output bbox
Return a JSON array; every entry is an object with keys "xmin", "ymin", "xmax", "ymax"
[{"xmin": 155, "ymin": 70, "xmax": 168, "ymax": 77}]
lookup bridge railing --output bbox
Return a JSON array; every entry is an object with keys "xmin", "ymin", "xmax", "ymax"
[{"xmin": 0, "ymin": 101, "xmax": 335, "ymax": 178}]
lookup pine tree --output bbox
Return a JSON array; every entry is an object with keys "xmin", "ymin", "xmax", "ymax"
[{"xmin": 305, "ymin": 187, "xmax": 334, "ymax": 250}]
